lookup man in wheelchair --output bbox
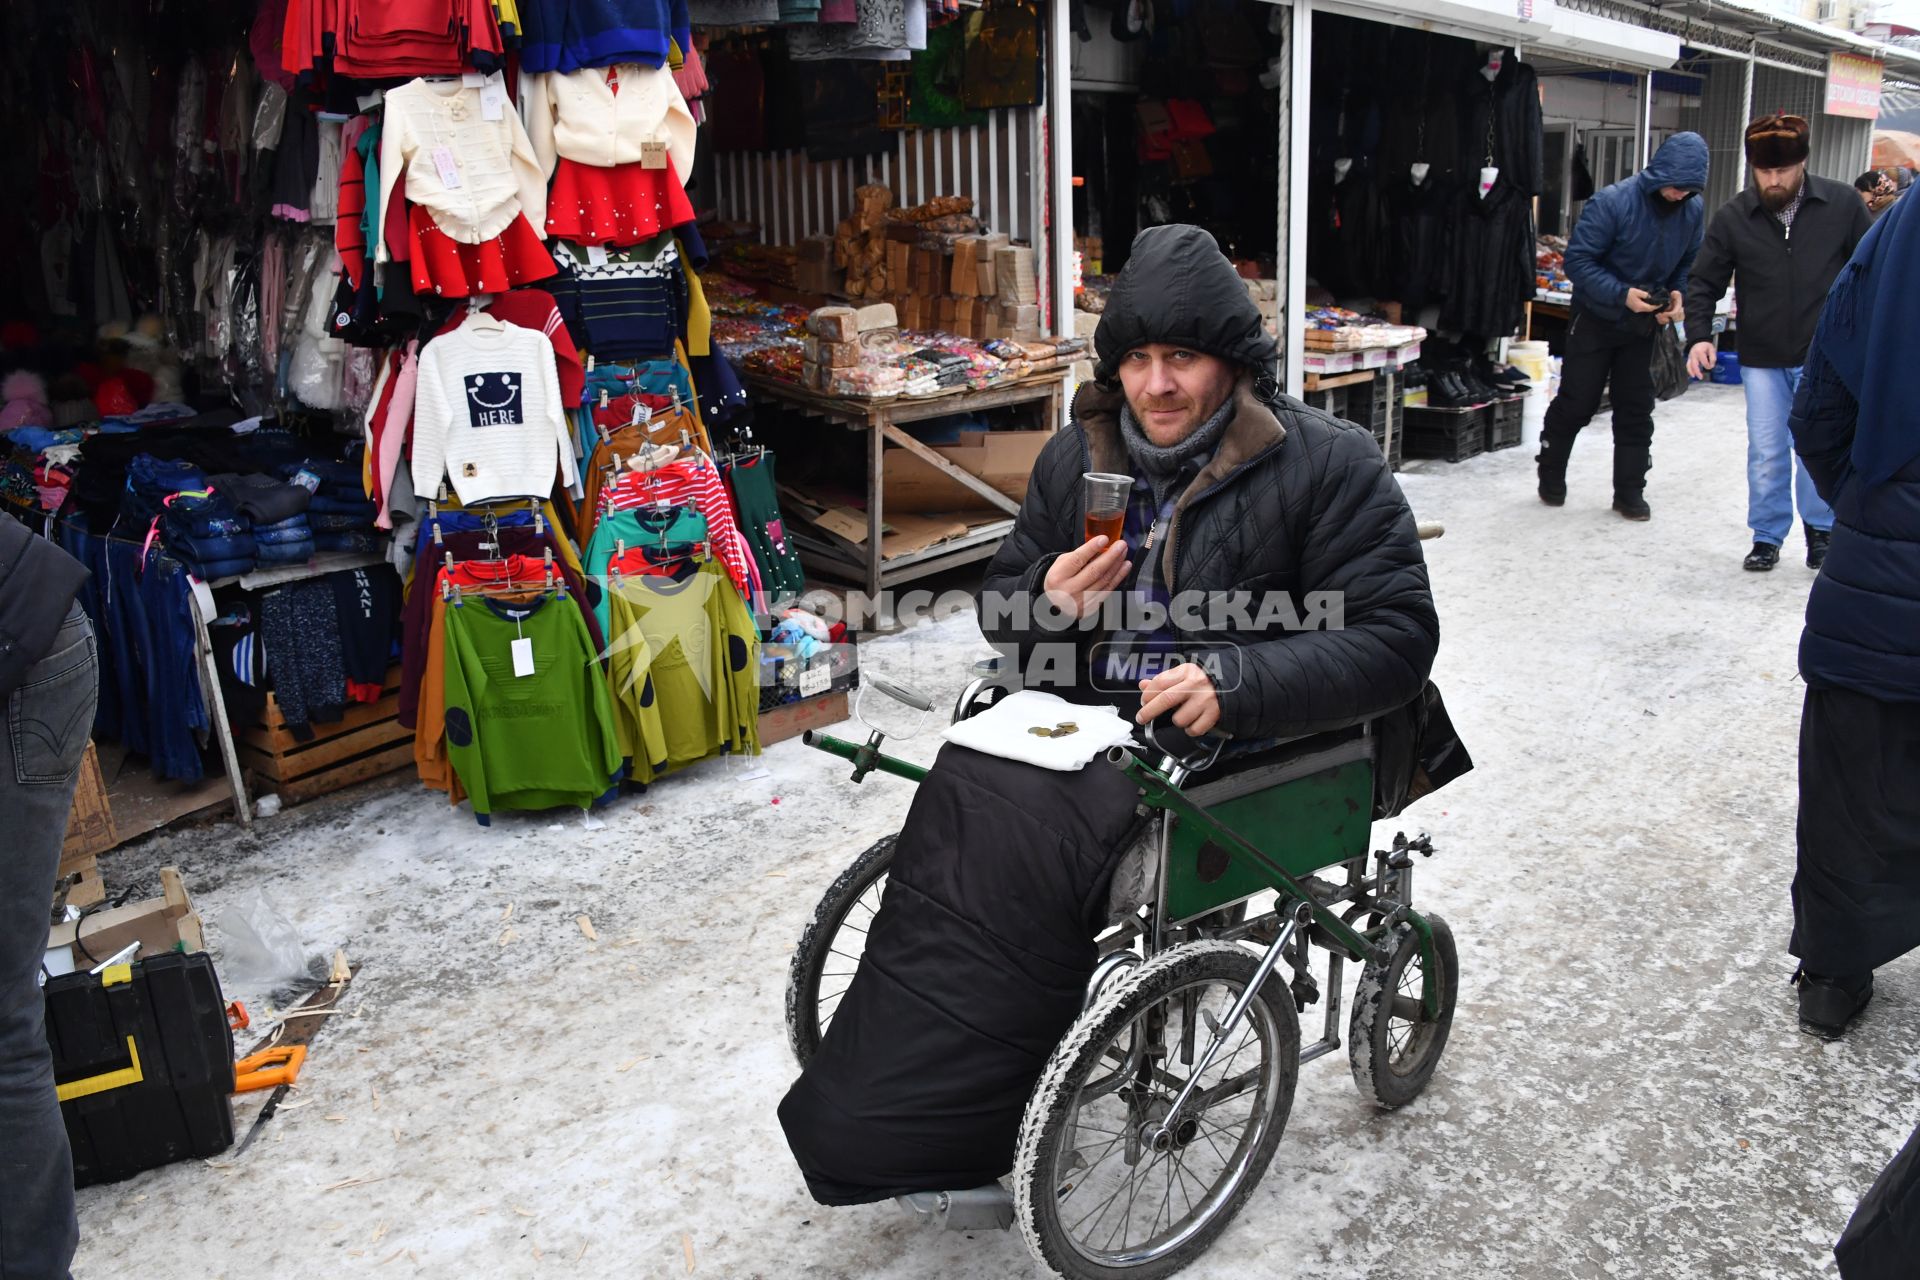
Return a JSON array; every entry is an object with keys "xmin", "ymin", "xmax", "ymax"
[
  {"xmin": 778, "ymin": 226, "xmax": 1442, "ymax": 1226},
  {"xmin": 981, "ymin": 221, "xmax": 1438, "ymax": 745}
]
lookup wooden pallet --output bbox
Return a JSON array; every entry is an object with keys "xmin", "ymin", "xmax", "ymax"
[{"xmin": 237, "ymin": 667, "xmax": 416, "ymax": 805}]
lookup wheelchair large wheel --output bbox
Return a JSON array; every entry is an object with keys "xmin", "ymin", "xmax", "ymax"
[
  {"xmin": 1013, "ymin": 941, "xmax": 1300, "ymax": 1280},
  {"xmin": 784, "ymin": 834, "xmax": 897, "ymax": 1068},
  {"xmin": 1348, "ymin": 913, "xmax": 1458, "ymax": 1110}
]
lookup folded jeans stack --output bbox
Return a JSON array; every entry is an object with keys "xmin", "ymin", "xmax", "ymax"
[
  {"xmin": 253, "ymin": 514, "xmax": 317, "ymax": 565},
  {"xmin": 124, "ymin": 454, "xmax": 209, "ymax": 527},
  {"xmin": 157, "ymin": 480, "xmax": 258, "ymax": 580},
  {"xmin": 291, "ymin": 458, "xmax": 381, "ymax": 553}
]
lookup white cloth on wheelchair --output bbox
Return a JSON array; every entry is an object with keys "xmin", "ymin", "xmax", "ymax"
[{"xmin": 940, "ymin": 690, "xmax": 1137, "ymax": 771}]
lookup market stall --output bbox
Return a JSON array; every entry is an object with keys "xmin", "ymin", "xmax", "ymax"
[{"xmin": 7, "ymin": 0, "xmax": 1080, "ymax": 843}]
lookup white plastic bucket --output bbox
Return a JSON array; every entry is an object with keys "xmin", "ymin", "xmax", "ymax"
[{"xmin": 1508, "ymin": 339, "xmax": 1551, "ymax": 387}]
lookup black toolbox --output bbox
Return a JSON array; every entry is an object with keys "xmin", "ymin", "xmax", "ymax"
[{"xmin": 43, "ymin": 950, "xmax": 235, "ymax": 1185}]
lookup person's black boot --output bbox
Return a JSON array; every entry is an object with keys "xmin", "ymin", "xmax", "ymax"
[
  {"xmin": 1744, "ymin": 541, "xmax": 1781, "ymax": 571},
  {"xmin": 1612, "ymin": 444, "xmax": 1651, "ymax": 519},
  {"xmin": 1806, "ymin": 524, "xmax": 1832, "ymax": 570},
  {"xmin": 1536, "ymin": 438, "xmax": 1570, "ymax": 506},
  {"xmin": 1612, "ymin": 492, "xmax": 1651, "ymax": 521},
  {"xmin": 1793, "ymin": 967, "xmax": 1873, "ymax": 1039}
]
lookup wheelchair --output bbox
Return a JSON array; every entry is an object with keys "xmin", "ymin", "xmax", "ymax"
[{"xmin": 788, "ymin": 668, "xmax": 1458, "ymax": 1280}]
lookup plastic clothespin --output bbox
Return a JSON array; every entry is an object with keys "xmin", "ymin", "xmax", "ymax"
[
  {"xmin": 543, "ymin": 547, "xmax": 555, "ymax": 587},
  {"xmin": 599, "ymin": 389, "xmax": 610, "ymax": 410},
  {"xmin": 587, "ymin": 354, "xmax": 596, "ymax": 373},
  {"xmin": 443, "ymin": 550, "xmax": 455, "ymax": 574},
  {"xmin": 616, "ymin": 539, "xmax": 626, "ymax": 559}
]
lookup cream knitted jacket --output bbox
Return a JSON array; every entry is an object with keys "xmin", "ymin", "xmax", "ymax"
[
  {"xmin": 411, "ymin": 318, "xmax": 577, "ymax": 505},
  {"xmin": 520, "ymin": 64, "xmax": 697, "ymax": 179},
  {"xmin": 377, "ymin": 77, "xmax": 549, "ymax": 264}
]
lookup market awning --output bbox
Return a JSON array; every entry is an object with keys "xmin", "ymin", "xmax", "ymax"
[
  {"xmin": 1308, "ymin": 0, "xmax": 1681, "ymax": 71},
  {"xmin": 1554, "ymin": 0, "xmax": 1920, "ymax": 89}
]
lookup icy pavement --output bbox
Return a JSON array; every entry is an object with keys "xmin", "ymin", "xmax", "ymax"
[{"xmin": 72, "ymin": 383, "xmax": 1917, "ymax": 1279}]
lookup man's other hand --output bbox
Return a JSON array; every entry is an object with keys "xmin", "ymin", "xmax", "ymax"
[
  {"xmin": 1654, "ymin": 289, "xmax": 1684, "ymax": 326},
  {"xmin": 1136, "ymin": 662, "xmax": 1222, "ymax": 736},
  {"xmin": 1686, "ymin": 341, "xmax": 1717, "ymax": 379},
  {"xmin": 1043, "ymin": 535, "xmax": 1130, "ymax": 620},
  {"xmin": 1624, "ymin": 287, "xmax": 1659, "ymax": 314}
]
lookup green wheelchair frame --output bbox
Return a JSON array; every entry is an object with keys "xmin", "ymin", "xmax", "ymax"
[
  {"xmin": 804, "ymin": 672, "xmax": 1444, "ymax": 1037},
  {"xmin": 792, "ymin": 669, "xmax": 1456, "ymax": 1278}
]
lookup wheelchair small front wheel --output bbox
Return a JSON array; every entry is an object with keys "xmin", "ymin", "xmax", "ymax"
[
  {"xmin": 1013, "ymin": 941, "xmax": 1299, "ymax": 1280},
  {"xmin": 1348, "ymin": 913, "xmax": 1458, "ymax": 1110},
  {"xmin": 784, "ymin": 833, "xmax": 897, "ymax": 1068}
]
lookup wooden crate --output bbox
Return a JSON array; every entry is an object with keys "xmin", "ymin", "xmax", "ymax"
[
  {"xmin": 60, "ymin": 740, "xmax": 118, "ymax": 867},
  {"xmin": 237, "ymin": 667, "xmax": 415, "ymax": 805},
  {"xmin": 759, "ymin": 690, "xmax": 850, "ymax": 747}
]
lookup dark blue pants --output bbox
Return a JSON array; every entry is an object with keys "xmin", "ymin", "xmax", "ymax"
[{"xmin": 0, "ymin": 604, "xmax": 97, "ymax": 1280}]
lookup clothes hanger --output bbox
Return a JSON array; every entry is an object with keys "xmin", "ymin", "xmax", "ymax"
[{"xmin": 463, "ymin": 296, "xmax": 504, "ymax": 331}]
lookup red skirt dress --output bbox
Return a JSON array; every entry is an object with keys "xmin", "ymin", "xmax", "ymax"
[
  {"xmin": 545, "ymin": 157, "xmax": 697, "ymax": 247},
  {"xmin": 407, "ymin": 206, "xmax": 558, "ymax": 297}
]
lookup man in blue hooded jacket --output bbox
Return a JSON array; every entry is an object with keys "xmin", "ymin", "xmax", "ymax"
[{"xmin": 1537, "ymin": 132, "xmax": 1710, "ymax": 519}]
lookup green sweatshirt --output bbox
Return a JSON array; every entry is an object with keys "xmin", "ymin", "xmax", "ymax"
[
  {"xmin": 441, "ymin": 591, "xmax": 623, "ymax": 820},
  {"xmin": 604, "ymin": 559, "xmax": 760, "ymax": 774}
]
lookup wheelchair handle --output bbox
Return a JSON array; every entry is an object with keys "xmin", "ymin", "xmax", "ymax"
[
  {"xmin": 1140, "ymin": 719, "xmax": 1229, "ymax": 776},
  {"xmin": 863, "ymin": 670, "xmax": 933, "ymax": 712}
]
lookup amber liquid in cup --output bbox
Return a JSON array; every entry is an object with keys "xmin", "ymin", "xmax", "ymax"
[
  {"xmin": 1082, "ymin": 472, "xmax": 1132, "ymax": 546},
  {"xmin": 1084, "ymin": 509, "xmax": 1125, "ymax": 544}
]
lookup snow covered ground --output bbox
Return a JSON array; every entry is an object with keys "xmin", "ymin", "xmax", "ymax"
[{"xmin": 71, "ymin": 383, "xmax": 1917, "ymax": 1279}]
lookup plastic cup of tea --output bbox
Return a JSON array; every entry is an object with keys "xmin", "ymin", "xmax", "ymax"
[{"xmin": 1083, "ymin": 472, "xmax": 1131, "ymax": 545}]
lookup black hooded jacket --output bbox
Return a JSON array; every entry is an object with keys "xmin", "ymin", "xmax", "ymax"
[{"xmin": 983, "ymin": 225, "xmax": 1439, "ymax": 739}]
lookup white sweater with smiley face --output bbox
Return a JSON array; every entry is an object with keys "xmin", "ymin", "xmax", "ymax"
[{"xmin": 411, "ymin": 318, "xmax": 578, "ymax": 506}]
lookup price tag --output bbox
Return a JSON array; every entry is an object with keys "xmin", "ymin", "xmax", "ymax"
[
  {"xmin": 480, "ymin": 77, "xmax": 508, "ymax": 121},
  {"xmin": 640, "ymin": 140, "xmax": 668, "ymax": 171},
  {"xmin": 585, "ymin": 243, "xmax": 610, "ymax": 267},
  {"xmin": 511, "ymin": 636, "xmax": 536, "ymax": 678},
  {"xmin": 798, "ymin": 661, "xmax": 830, "ymax": 698},
  {"xmin": 461, "ymin": 71, "xmax": 485, "ymax": 88},
  {"xmin": 432, "ymin": 146, "xmax": 463, "ymax": 189}
]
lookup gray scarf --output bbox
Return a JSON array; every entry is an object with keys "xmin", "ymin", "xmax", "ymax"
[{"xmin": 1120, "ymin": 393, "xmax": 1236, "ymax": 506}]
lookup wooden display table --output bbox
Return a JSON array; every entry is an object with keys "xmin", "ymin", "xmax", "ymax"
[{"xmin": 742, "ymin": 371, "xmax": 1069, "ymax": 608}]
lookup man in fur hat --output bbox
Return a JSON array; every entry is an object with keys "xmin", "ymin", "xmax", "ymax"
[{"xmin": 1684, "ymin": 113, "xmax": 1872, "ymax": 572}]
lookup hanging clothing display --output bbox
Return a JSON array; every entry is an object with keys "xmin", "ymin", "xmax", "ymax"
[
  {"xmin": 720, "ymin": 451, "xmax": 806, "ymax": 608},
  {"xmin": 377, "ymin": 77, "xmax": 554, "ymax": 296},
  {"xmin": 411, "ymin": 315, "xmax": 576, "ymax": 505},
  {"xmin": 440, "ymin": 590, "xmax": 624, "ymax": 822},
  {"xmin": 1442, "ymin": 49, "xmax": 1542, "ymax": 338},
  {"xmin": 603, "ymin": 558, "xmax": 761, "ymax": 779},
  {"xmin": 519, "ymin": 0, "xmax": 695, "ymax": 74}
]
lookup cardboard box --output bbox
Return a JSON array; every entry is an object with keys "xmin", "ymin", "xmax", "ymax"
[
  {"xmin": 797, "ymin": 234, "xmax": 835, "ymax": 264},
  {"xmin": 803, "ymin": 336, "xmax": 861, "ymax": 368},
  {"xmin": 883, "ymin": 429, "xmax": 1051, "ymax": 512},
  {"xmin": 794, "ymin": 262, "xmax": 843, "ymax": 296},
  {"xmin": 60, "ymin": 740, "xmax": 117, "ymax": 868},
  {"xmin": 46, "ymin": 866, "xmax": 204, "ymax": 974},
  {"xmin": 994, "ymin": 245, "xmax": 1037, "ymax": 304}
]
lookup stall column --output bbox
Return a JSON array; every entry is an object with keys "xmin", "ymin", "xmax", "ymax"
[
  {"xmin": 1736, "ymin": 41, "xmax": 1756, "ymax": 197},
  {"xmin": 1282, "ymin": 0, "xmax": 1313, "ymax": 398}
]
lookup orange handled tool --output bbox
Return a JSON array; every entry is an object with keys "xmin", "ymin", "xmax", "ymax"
[{"xmin": 233, "ymin": 1045, "xmax": 307, "ymax": 1094}]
